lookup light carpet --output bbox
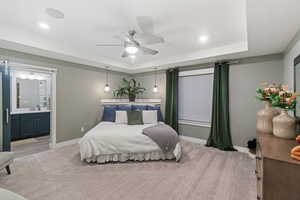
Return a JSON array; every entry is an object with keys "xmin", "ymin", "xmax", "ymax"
[{"xmin": 0, "ymin": 140, "xmax": 256, "ymax": 200}]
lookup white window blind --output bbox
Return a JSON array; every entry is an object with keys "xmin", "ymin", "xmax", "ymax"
[{"xmin": 178, "ymin": 69, "xmax": 214, "ymax": 126}]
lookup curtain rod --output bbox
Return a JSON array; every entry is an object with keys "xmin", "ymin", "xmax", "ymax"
[{"xmin": 178, "ymin": 60, "xmax": 240, "ymax": 71}]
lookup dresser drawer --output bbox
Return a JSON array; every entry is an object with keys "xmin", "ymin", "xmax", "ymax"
[
  {"xmin": 256, "ymin": 142, "xmax": 263, "ymax": 200},
  {"xmin": 256, "ymin": 142, "xmax": 263, "ymax": 173}
]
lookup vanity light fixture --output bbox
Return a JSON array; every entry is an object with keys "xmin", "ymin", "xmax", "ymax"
[
  {"xmin": 153, "ymin": 67, "xmax": 158, "ymax": 93},
  {"xmin": 104, "ymin": 66, "xmax": 110, "ymax": 92},
  {"xmin": 17, "ymin": 72, "xmax": 45, "ymax": 80},
  {"xmin": 19, "ymin": 73, "xmax": 28, "ymax": 79},
  {"xmin": 28, "ymin": 73, "xmax": 35, "ymax": 80}
]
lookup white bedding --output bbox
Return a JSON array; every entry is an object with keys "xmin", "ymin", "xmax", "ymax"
[{"xmin": 79, "ymin": 122, "xmax": 181, "ymax": 163}]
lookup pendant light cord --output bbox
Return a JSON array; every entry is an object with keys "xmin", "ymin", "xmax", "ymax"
[
  {"xmin": 154, "ymin": 67, "xmax": 157, "ymax": 85},
  {"xmin": 105, "ymin": 67, "xmax": 108, "ymax": 84}
]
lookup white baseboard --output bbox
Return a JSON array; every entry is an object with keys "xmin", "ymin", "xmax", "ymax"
[
  {"xmin": 51, "ymin": 138, "xmax": 81, "ymax": 149},
  {"xmin": 180, "ymin": 136, "xmax": 207, "ymax": 145},
  {"xmin": 180, "ymin": 135, "xmax": 254, "ymax": 158}
]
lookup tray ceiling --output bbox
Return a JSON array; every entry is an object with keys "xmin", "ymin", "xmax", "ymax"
[{"xmin": 0, "ymin": 0, "xmax": 300, "ymax": 73}]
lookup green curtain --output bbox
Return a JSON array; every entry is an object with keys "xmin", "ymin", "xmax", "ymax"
[
  {"xmin": 206, "ymin": 62, "xmax": 236, "ymax": 151},
  {"xmin": 165, "ymin": 68, "xmax": 179, "ymax": 132}
]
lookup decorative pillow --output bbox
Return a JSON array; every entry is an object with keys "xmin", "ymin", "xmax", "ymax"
[
  {"xmin": 102, "ymin": 105, "xmax": 118, "ymax": 122},
  {"xmin": 126, "ymin": 110, "xmax": 144, "ymax": 125},
  {"xmin": 143, "ymin": 110, "xmax": 158, "ymax": 124},
  {"xmin": 115, "ymin": 111, "xmax": 128, "ymax": 124},
  {"xmin": 132, "ymin": 105, "xmax": 147, "ymax": 110},
  {"xmin": 147, "ymin": 105, "xmax": 163, "ymax": 121},
  {"xmin": 118, "ymin": 105, "xmax": 132, "ymax": 111}
]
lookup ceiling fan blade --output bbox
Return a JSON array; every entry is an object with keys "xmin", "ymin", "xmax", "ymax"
[
  {"xmin": 121, "ymin": 51, "xmax": 129, "ymax": 58},
  {"xmin": 139, "ymin": 47, "xmax": 158, "ymax": 55},
  {"xmin": 137, "ymin": 16, "xmax": 154, "ymax": 34},
  {"xmin": 96, "ymin": 44, "xmax": 123, "ymax": 46},
  {"xmin": 113, "ymin": 35, "xmax": 122, "ymax": 41},
  {"xmin": 136, "ymin": 33, "xmax": 164, "ymax": 45},
  {"xmin": 136, "ymin": 16, "xmax": 164, "ymax": 45}
]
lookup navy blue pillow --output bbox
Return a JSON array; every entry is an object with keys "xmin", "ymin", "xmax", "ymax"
[
  {"xmin": 102, "ymin": 105, "xmax": 118, "ymax": 122},
  {"xmin": 132, "ymin": 105, "xmax": 147, "ymax": 110},
  {"xmin": 147, "ymin": 105, "xmax": 163, "ymax": 121},
  {"xmin": 117, "ymin": 105, "xmax": 132, "ymax": 111}
]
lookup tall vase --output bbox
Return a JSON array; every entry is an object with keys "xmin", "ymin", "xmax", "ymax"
[
  {"xmin": 256, "ymin": 101, "xmax": 279, "ymax": 134},
  {"xmin": 273, "ymin": 109, "xmax": 296, "ymax": 139}
]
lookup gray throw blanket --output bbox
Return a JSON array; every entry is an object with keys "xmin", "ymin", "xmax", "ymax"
[{"xmin": 142, "ymin": 124, "xmax": 179, "ymax": 153}]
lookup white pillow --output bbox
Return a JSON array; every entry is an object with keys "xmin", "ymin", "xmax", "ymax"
[
  {"xmin": 115, "ymin": 111, "xmax": 128, "ymax": 124},
  {"xmin": 143, "ymin": 110, "xmax": 158, "ymax": 124}
]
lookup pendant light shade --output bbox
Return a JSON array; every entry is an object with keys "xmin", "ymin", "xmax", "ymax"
[
  {"xmin": 104, "ymin": 83, "xmax": 110, "ymax": 92},
  {"xmin": 153, "ymin": 84, "xmax": 158, "ymax": 93},
  {"xmin": 104, "ymin": 66, "xmax": 110, "ymax": 92},
  {"xmin": 153, "ymin": 67, "xmax": 158, "ymax": 93}
]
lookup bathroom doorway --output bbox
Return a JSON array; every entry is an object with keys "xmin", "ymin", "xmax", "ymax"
[{"xmin": 9, "ymin": 64, "xmax": 56, "ymax": 158}]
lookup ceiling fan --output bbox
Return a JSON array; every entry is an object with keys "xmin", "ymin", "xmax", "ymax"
[{"xmin": 96, "ymin": 17, "xmax": 164, "ymax": 58}]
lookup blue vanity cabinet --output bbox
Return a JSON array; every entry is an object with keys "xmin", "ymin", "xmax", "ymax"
[
  {"xmin": 11, "ymin": 112, "xmax": 50, "ymax": 141},
  {"xmin": 11, "ymin": 115, "xmax": 21, "ymax": 141},
  {"xmin": 33, "ymin": 113, "xmax": 51, "ymax": 135}
]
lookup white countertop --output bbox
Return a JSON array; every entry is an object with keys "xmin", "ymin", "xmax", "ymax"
[{"xmin": 11, "ymin": 110, "xmax": 51, "ymax": 115}]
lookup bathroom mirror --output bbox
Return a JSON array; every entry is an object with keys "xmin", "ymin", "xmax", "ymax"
[
  {"xmin": 294, "ymin": 54, "xmax": 300, "ymax": 117},
  {"xmin": 16, "ymin": 78, "xmax": 48, "ymax": 109},
  {"xmin": 11, "ymin": 70, "xmax": 51, "ymax": 113}
]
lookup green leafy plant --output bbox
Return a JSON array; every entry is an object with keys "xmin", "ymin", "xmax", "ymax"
[
  {"xmin": 256, "ymin": 83, "xmax": 298, "ymax": 111},
  {"xmin": 270, "ymin": 85, "xmax": 298, "ymax": 111},
  {"xmin": 255, "ymin": 83, "xmax": 279, "ymax": 102},
  {"xmin": 113, "ymin": 78, "xmax": 146, "ymax": 101}
]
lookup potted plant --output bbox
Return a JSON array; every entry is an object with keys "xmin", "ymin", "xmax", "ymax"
[
  {"xmin": 255, "ymin": 83, "xmax": 280, "ymax": 134},
  {"xmin": 270, "ymin": 85, "xmax": 298, "ymax": 139},
  {"xmin": 113, "ymin": 78, "xmax": 146, "ymax": 102}
]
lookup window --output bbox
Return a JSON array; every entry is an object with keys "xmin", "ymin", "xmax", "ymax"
[{"xmin": 178, "ymin": 68, "xmax": 214, "ymax": 127}]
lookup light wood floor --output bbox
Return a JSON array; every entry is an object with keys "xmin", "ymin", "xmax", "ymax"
[{"xmin": 11, "ymin": 135, "xmax": 50, "ymax": 158}]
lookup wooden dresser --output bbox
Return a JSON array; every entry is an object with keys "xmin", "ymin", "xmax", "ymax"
[{"xmin": 256, "ymin": 131, "xmax": 300, "ymax": 200}]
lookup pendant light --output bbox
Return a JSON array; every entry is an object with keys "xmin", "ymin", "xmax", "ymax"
[
  {"xmin": 153, "ymin": 67, "xmax": 158, "ymax": 93},
  {"xmin": 104, "ymin": 66, "xmax": 110, "ymax": 92}
]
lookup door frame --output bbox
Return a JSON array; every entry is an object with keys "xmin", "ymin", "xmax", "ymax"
[
  {"xmin": 1, "ymin": 60, "xmax": 11, "ymax": 151},
  {"xmin": 8, "ymin": 62, "xmax": 57, "ymax": 149}
]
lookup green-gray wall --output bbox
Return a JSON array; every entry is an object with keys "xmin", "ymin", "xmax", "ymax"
[
  {"xmin": 284, "ymin": 30, "xmax": 300, "ymax": 89},
  {"xmin": 0, "ymin": 48, "xmax": 127, "ymax": 143},
  {"xmin": 134, "ymin": 55, "xmax": 283, "ymax": 147},
  {"xmin": 0, "ymin": 47, "xmax": 285, "ymax": 146}
]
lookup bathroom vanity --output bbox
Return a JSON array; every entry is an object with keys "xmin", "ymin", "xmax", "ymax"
[
  {"xmin": 11, "ymin": 111, "xmax": 50, "ymax": 141},
  {"xmin": 10, "ymin": 70, "xmax": 52, "ymax": 141}
]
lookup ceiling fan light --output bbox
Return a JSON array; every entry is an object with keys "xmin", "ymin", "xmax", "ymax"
[{"xmin": 125, "ymin": 46, "xmax": 138, "ymax": 54}]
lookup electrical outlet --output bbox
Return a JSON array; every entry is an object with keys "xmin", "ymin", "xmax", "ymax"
[{"xmin": 80, "ymin": 126, "xmax": 85, "ymax": 132}]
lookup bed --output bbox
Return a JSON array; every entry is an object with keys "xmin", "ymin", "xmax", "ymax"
[{"xmin": 79, "ymin": 121, "xmax": 182, "ymax": 163}]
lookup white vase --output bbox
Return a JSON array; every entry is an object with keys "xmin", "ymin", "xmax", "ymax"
[
  {"xmin": 256, "ymin": 101, "xmax": 279, "ymax": 134},
  {"xmin": 273, "ymin": 109, "xmax": 296, "ymax": 139}
]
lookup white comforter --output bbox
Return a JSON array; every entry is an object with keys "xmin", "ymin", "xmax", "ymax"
[{"xmin": 79, "ymin": 122, "xmax": 181, "ymax": 163}]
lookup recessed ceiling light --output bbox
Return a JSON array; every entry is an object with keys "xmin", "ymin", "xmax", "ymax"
[
  {"xmin": 199, "ymin": 35, "xmax": 208, "ymax": 43},
  {"xmin": 46, "ymin": 8, "xmax": 64, "ymax": 19},
  {"xmin": 38, "ymin": 22, "xmax": 50, "ymax": 30}
]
